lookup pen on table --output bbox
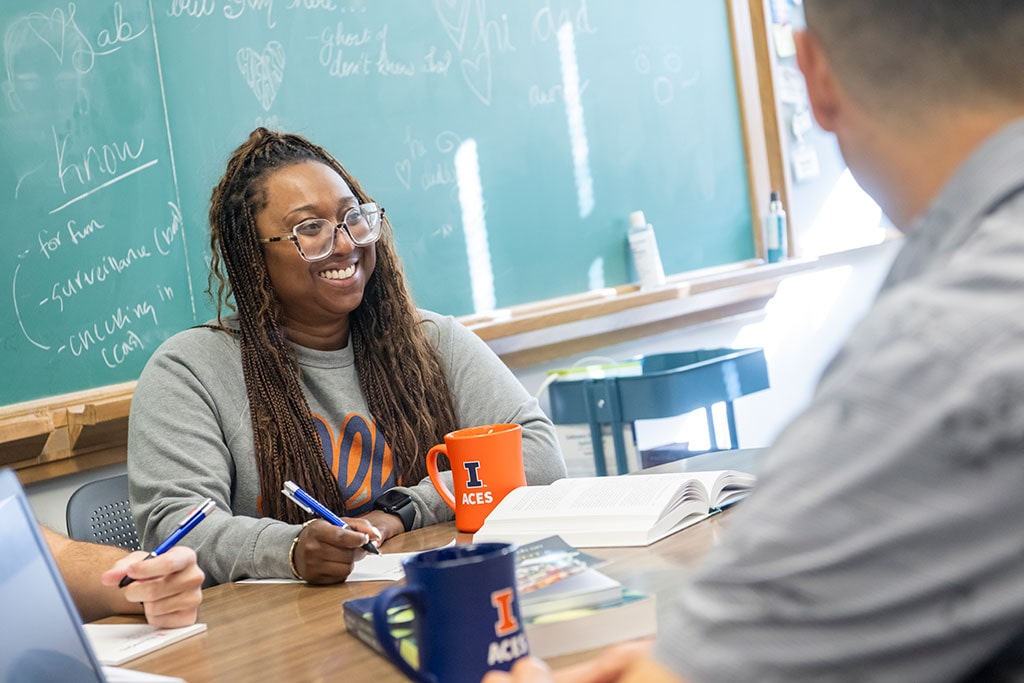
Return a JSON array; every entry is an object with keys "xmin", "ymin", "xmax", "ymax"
[
  {"xmin": 282, "ymin": 480, "xmax": 381, "ymax": 555},
  {"xmin": 120, "ymin": 498, "xmax": 217, "ymax": 588},
  {"xmin": 711, "ymin": 493, "xmax": 750, "ymax": 515}
]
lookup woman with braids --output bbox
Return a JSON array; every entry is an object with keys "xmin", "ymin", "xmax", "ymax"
[{"xmin": 127, "ymin": 128, "xmax": 566, "ymax": 586}]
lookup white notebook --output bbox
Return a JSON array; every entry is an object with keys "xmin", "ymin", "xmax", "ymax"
[{"xmin": 83, "ymin": 623, "xmax": 207, "ymax": 665}]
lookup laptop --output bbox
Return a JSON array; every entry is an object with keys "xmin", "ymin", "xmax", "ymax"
[{"xmin": 0, "ymin": 468, "xmax": 183, "ymax": 683}]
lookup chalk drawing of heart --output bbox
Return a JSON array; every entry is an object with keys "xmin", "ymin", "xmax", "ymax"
[
  {"xmin": 395, "ymin": 159, "xmax": 412, "ymax": 190},
  {"xmin": 27, "ymin": 8, "xmax": 68, "ymax": 64},
  {"xmin": 461, "ymin": 52, "xmax": 492, "ymax": 106},
  {"xmin": 434, "ymin": 0, "xmax": 471, "ymax": 52},
  {"xmin": 237, "ymin": 41, "xmax": 286, "ymax": 111}
]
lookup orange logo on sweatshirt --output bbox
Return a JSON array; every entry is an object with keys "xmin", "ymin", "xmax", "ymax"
[{"xmin": 312, "ymin": 413, "xmax": 395, "ymax": 515}]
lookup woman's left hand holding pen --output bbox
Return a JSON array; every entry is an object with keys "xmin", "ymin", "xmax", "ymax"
[
  {"xmin": 291, "ymin": 517, "xmax": 383, "ymax": 585},
  {"xmin": 100, "ymin": 547, "xmax": 206, "ymax": 628}
]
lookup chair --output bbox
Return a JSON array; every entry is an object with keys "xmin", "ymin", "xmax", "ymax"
[
  {"xmin": 547, "ymin": 348, "xmax": 771, "ymax": 476},
  {"xmin": 65, "ymin": 474, "xmax": 141, "ymax": 551}
]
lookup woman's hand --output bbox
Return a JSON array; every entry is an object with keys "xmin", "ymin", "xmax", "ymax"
[
  {"xmin": 359, "ymin": 509, "xmax": 407, "ymax": 543},
  {"xmin": 291, "ymin": 518, "xmax": 382, "ymax": 584}
]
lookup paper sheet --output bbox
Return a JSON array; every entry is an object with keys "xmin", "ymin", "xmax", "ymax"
[
  {"xmin": 236, "ymin": 540, "xmax": 456, "ymax": 584},
  {"xmin": 101, "ymin": 666, "xmax": 186, "ymax": 683},
  {"xmin": 84, "ymin": 622, "xmax": 207, "ymax": 665}
]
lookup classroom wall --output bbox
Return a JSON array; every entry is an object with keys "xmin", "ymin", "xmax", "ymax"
[{"xmin": 26, "ymin": 239, "xmax": 900, "ymax": 534}]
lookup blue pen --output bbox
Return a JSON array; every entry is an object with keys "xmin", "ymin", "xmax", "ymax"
[
  {"xmin": 711, "ymin": 493, "xmax": 750, "ymax": 515},
  {"xmin": 282, "ymin": 480, "xmax": 381, "ymax": 555},
  {"xmin": 119, "ymin": 498, "xmax": 217, "ymax": 587}
]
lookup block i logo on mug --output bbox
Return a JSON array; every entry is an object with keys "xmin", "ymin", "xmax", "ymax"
[
  {"xmin": 372, "ymin": 542, "xmax": 529, "ymax": 683},
  {"xmin": 426, "ymin": 423, "xmax": 527, "ymax": 533}
]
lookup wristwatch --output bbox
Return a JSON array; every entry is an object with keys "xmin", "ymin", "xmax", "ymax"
[{"xmin": 373, "ymin": 489, "xmax": 416, "ymax": 532}]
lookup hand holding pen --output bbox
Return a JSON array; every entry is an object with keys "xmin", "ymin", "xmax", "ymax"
[
  {"xmin": 119, "ymin": 499, "xmax": 217, "ymax": 588},
  {"xmin": 282, "ymin": 480, "xmax": 381, "ymax": 555}
]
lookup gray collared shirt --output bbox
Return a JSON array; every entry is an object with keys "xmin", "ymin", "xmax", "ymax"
[{"xmin": 657, "ymin": 118, "xmax": 1024, "ymax": 683}]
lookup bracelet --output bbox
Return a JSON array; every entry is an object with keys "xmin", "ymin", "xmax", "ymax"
[{"xmin": 288, "ymin": 520, "xmax": 316, "ymax": 582}]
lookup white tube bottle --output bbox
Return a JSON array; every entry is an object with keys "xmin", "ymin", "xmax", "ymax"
[{"xmin": 627, "ymin": 210, "xmax": 666, "ymax": 290}]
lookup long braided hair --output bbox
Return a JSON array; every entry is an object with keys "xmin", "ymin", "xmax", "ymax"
[{"xmin": 207, "ymin": 128, "xmax": 459, "ymax": 523}]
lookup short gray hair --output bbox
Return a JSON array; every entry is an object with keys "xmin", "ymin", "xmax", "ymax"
[{"xmin": 805, "ymin": 0, "xmax": 1024, "ymax": 115}]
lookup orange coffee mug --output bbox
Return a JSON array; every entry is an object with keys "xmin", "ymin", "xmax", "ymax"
[{"xmin": 426, "ymin": 423, "xmax": 527, "ymax": 533}]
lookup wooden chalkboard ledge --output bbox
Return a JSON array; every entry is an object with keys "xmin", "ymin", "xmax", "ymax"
[
  {"xmin": 467, "ymin": 258, "xmax": 819, "ymax": 368},
  {"xmin": 0, "ymin": 382, "xmax": 134, "ymax": 484},
  {"xmin": 1, "ymin": 257, "xmax": 827, "ymax": 484}
]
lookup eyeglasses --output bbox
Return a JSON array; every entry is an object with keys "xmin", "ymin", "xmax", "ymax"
[{"xmin": 259, "ymin": 203, "xmax": 384, "ymax": 262}]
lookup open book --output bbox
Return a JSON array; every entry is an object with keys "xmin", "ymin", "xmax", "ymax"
[{"xmin": 473, "ymin": 470, "xmax": 754, "ymax": 547}]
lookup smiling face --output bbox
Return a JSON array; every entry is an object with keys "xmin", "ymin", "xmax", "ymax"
[{"xmin": 255, "ymin": 160, "xmax": 377, "ymax": 349}]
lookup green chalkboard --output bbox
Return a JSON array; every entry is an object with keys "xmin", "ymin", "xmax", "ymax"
[
  {"xmin": 0, "ymin": 2, "xmax": 197, "ymax": 406},
  {"xmin": 0, "ymin": 0, "xmax": 754, "ymax": 406}
]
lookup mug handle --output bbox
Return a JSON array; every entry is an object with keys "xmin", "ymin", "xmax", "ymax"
[
  {"xmin": 372, "ymin": 584, "xmax": 436, "ymax": 683},
  {"xmin": 426, "ymin": 444, "xmax": 456, "ymax": 512}
]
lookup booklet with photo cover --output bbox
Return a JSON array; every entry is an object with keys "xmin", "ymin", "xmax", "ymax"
[
  {"xmin": 513, "ymin": 535, "xmax": 622, "ymax": 617},
  {"xmin": 473, "ymin": 470, "xmax": 755, "ymax": 547},
  {"xmin": 515, "ymin": 535, "xmax": 605, "ymax": 593}
]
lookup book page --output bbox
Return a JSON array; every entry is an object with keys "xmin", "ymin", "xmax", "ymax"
[
  {"xmin": 475, "ymin": 471, "xmax": 755, "ymax": 547},
  {"xmin": 492, "ymin": 473, "xmax": 719, "ymax": 520},
  {"xmin": 706, "ymin": 470, "xmax": 757, "ymax": 507}
]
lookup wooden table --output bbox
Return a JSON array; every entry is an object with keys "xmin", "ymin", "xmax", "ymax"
[{"xmin": 116, "ymin": 449, "xmax": 763, "ymax": 682}]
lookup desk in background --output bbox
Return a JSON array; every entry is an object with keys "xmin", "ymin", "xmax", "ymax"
[{"xmin": 113, "ymin": 449, "xmax": 765, "ymax": 682}]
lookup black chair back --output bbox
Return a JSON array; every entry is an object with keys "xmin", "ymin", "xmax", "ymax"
[{"xmin": 65, "ymin": 474, "xmax": 140, "ymax": 551}]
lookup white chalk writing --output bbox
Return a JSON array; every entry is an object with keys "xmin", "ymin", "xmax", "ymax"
[
  {"xmin": 95, "ymin": 2, "xmax": 148, "ymax": 56},
  {"xmin": 531, "ymin": 0, "xmax": 596, "ymax": 43},
  {"xmin": 42, "ymin": 244, "xmax": 153, "ymax": 312},
  {"xmin": 224, "ymin": 0, "xmax": 277, "ymax": 30},
  {"xmin": 317, "ymin": 22, "xmax": 451, "ymax": 80},
  {"xmin": 53, "ymin": 128, "xmax": 146, "ymax": 195},
  {"xmin": 167, "ymin": 0, "xmax": 216, "ymax": 18},
  {"xmin": 393, "ymin": 128, "xmax": 462, "ymax": 201},
  {"xmin": 153, "ymin": 203, "xmax": 183, "ymax": 256}
]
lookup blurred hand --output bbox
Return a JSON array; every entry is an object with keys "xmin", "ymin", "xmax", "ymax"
[
  {"xmin": 101, "ymin": 546, "xmax": 204, "ymax": 628},
  {"xmin": 292, "ymin": 517, "xmax": 382, "ymax": 584},
  {"xmin": 481, "ymin": 641, "xmax": 671, "ymax": 683},
  {"xmin": 483, "ymin": 657, "xmax": 554, "ymax": 683}
]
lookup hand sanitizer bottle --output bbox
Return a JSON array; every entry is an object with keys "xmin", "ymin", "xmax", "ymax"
[
  {"xmin": 765, "ymin": 191, "xmax": 788, "ymax": 263},
  {"xmin": 627, "ymin": 210, "xmax": 666, "ymax": 290}
]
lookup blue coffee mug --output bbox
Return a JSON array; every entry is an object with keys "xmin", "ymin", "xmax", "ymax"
[{"xmin": 372, "ymin": 542, "xmax": 529, "ymax": 683}]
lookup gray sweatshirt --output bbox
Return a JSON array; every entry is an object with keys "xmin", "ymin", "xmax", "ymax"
[{"xmin": 127, "ymin": 309, "xmax": 565, "ymax": 585}]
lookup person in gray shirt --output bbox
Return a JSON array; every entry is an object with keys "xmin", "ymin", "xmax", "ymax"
[
  {"xmin": 486, "ymin": 1, "xmax": 1024, "ymax": 682},
  {"xmin": 128, "ymin": 129, "xmax": 565, "ymax": 586}
]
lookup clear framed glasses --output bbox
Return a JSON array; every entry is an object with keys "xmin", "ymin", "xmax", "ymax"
[{"xmin": 259, "ymin": 202, "xmax": 384, "ymax": 262}]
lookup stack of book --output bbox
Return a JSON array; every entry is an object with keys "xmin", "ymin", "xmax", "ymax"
[{"xmin": 343, "ymin": 536, "xmax": 656, "ymax": 662}]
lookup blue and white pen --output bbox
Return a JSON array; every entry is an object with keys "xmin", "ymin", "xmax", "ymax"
[
  {"xmin": 282, "ymin": 480, "xmax": 381, "ymax": 555},
  {"xmin": 119, "ymin": 498, "xmax": 217, "ymax": 587}
]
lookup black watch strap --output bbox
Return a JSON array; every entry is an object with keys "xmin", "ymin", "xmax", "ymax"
[{"xmin": 373, "ymin": 490, "xmax": 416, "ymax": 532}]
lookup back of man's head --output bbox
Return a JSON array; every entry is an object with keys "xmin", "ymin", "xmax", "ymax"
[{"xmin": 805, "ymin": 1, "xmax": 1024, "ymax": 119}]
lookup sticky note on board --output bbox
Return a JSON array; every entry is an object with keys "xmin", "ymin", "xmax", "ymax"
[
  {"xmin": 777, "ymin": 66, "xmax": 807, "ymax": 105},
  {"xmin": 791, "ymin": 108, "xmax": 815, "ymax": 140},
  {"xmin": 773, "ymin": 23, "xmax": 797, "ymax": 59},
  {"xmin": 791, "ymin": 144, "xmax": 821, "ymax": 184}
]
